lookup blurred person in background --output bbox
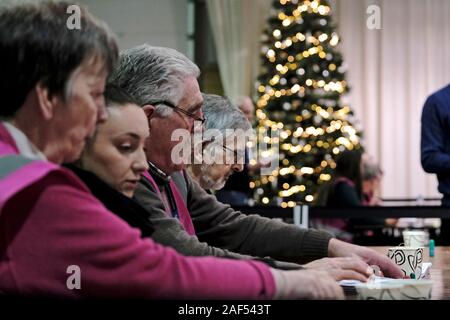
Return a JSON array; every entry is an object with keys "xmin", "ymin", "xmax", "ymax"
[
  {"xmin": 421, "ymin": 84, "xmax": 450, "ymax": 245},
  {"xmin": 353, "ymin": 154, "xmax": 397, "ymax": 244},
  {"xmin": 314, "ymin": 151, "xmax": 397, "ymax": 245},
  {"xmin": 313, "ymin": 149, "xmax": 363, "ymax": 242},
  {"xmin": 361, "ymin": 154, "xmax": 383, "ymax": 206}
]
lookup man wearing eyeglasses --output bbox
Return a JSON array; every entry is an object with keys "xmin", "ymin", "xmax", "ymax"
[
  {"xmin": 108, "ymin": 44, "xmax": 403, "ymax": 280},
  {"xmin": 216, "ymin": 96, "xmax": 272, "ymax": 206},
  {"xmin": 186, "ymin": 94, "xmax": 249, "ymax": 192}
]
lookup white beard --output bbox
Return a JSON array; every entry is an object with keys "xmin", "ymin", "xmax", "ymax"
[{"xmin": 199, "ymin": 164, "xmax": 227, "ymax": 190}]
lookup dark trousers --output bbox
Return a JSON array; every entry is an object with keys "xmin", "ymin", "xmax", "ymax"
[
  {"xmin": 440, "ymin": 198, "xmax": 450, "ymax": 245},
  {"xmin": 439, "ymin": 219, "xmax": 450, "ymax": 245}
]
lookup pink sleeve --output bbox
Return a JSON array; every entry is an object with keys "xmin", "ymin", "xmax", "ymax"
[{"xmin": 6, "ymin": 171, "xmax": 275, "ymax": 299}]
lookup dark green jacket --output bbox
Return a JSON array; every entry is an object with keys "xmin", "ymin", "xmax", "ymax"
[{"xmin": 133, "ymin": 170, "xmax": 333, "ymax": 267}]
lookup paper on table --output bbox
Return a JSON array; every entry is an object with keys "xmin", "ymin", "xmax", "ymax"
[
  {"xmin": 420, "ymin": 262, "xmax": 432, "ymax": 279},
  {"xmin": 339, "ymin": 262, "xmax": 432, "ymax": 287}
]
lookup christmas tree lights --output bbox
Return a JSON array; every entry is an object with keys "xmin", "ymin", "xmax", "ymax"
[{"xmin": 252, "ymin": 0, "xmax": 362, "ymax": 207}]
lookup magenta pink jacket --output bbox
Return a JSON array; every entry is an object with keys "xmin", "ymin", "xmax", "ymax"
[{"xmin": 0, "ymin": 124, "xmax": 275, "ymax": 299}]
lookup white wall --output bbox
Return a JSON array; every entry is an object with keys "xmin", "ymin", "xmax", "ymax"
[
  {"xmin": 77, "ymin": 0, "xmax": 189, "ymax": 53},
  {"xmin": 0, "ymin": 0, "xmax": 189, "ymax": 52}
]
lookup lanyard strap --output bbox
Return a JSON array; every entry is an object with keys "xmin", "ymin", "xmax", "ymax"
[{"xmin": 163, "ymin": 184, "xmax": 179, "ymax": 219}]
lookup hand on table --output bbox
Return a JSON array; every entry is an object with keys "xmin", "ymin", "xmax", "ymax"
[
  {"xmin": 328, "ymin": 238, "xmax": 404, "ymax": 279},
  {"xmin": 270, "ymin": 268, "xmax": 345, "ymax": 300},
  {"xmin": 303, "ymin": 256, "xmax": 374, "ymax": 282}
]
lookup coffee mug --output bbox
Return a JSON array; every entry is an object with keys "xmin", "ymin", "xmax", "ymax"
[
  {"xmin": 403, "ymin": 230, "xmax": 428, "ymax": 247},
  {"xmin": 387, "ymin": 246, "xmax": 423, "ymax": 278}
]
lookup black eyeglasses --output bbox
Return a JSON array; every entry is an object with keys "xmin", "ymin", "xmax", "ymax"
[
  {"xmin": 147, "ymin": 100, "xmax": 206, "ymax": 124},
  {"xmin": 206, "ymin": 137, "xmax": 246, "ymax": 164}
]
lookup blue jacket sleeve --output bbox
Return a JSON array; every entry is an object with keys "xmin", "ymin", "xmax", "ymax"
[{"xmin": 420, "ymin": 94, "xmax": 450, "ymax": 174}]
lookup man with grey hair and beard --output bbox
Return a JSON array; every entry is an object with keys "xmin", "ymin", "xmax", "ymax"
[
  {"xmin": 216, "ymin": 95, "xmax": 268, "ymax": 206},
  {"xmin": 108, "ymin": 44, "xmax": 403, "ymax": 280},
  {"xmin": 186, "ymin": 94, "xmax": 251, "ymax": 191}
]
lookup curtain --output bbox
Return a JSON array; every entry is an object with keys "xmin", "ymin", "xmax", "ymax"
[
  {"xmin": 206, "ymin": 0, "xmax": 272, "ymax": 102},
  {"xmin": 332, "ymin": 0, "xmax": 450, "ymax": 199}
]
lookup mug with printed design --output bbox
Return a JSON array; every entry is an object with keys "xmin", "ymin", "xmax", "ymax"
[{"xmin": 387, "ymin": 246, "xmax": 423, "ymax": 279}]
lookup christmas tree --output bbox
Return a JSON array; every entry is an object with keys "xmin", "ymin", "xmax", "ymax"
[{"xmin": 251, "ymin": 0, "xmax": 362, "ymax": 207}]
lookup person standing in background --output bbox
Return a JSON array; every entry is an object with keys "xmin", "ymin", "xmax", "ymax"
[{"xmin": 421, "ymin": 83, "xmax": 450, "ymax": 245}]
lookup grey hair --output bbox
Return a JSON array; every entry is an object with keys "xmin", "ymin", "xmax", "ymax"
[
  {"xmin": 234, "ymin": 95, "xmax": 253, "ymax": 110},
  {"xmin": 361, "ymin": 155, "xmax": 383, "ymax": 181},
  {"xmin": 202, "ymin": 94, "xmax": 251, "ymax": 140},
  {"xmin": 108, "ymin": 44, "xmax": 200, "ymax": 117}
]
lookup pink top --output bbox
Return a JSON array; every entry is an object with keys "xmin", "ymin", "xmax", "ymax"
[{"xmin": 0, "ymin": 124, "xmax": 275, "ymax": 299}]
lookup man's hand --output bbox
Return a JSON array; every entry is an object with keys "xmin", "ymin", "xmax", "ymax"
[
  {"xmin": 303, "ymin": 257, "xmax": 374, "ymax": 282},
  {"xmin": 270, "ymin": 268, "xmax": 345, "ymax": 300},
  {"xmin": 327, "ymin": 238, "xmax": 403, "ymax": 278}
]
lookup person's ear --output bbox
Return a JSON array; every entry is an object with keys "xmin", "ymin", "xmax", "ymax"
[
  {"xmin": 35, "ymin": 83, "xmax": 59, "ymax": 120},
  {"xmin": 142, "ymin": 104, "xmax": 156, "ymax": 118}
]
